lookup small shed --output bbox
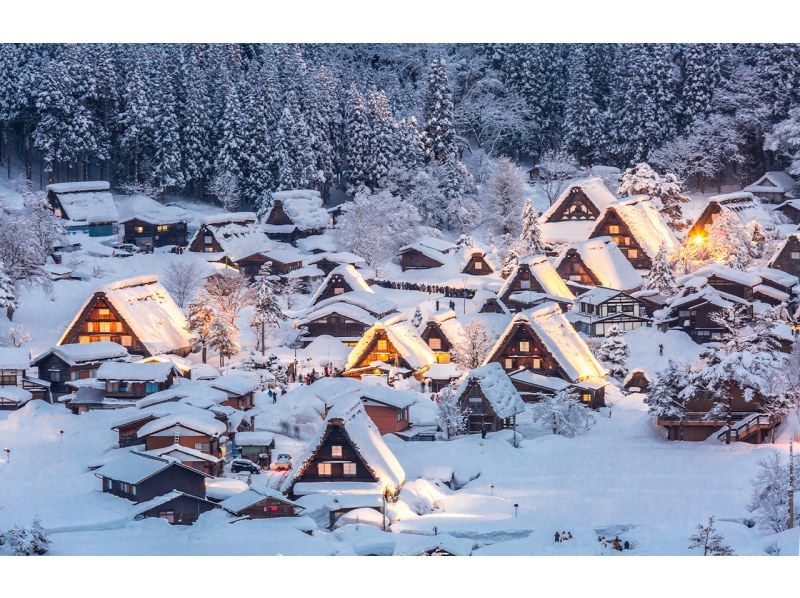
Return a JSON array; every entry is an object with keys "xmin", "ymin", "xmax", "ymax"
[{"xmin": 220, "ymin": 486, "xmax": 301, "ymax": 519}]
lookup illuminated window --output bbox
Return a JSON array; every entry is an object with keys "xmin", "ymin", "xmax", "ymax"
[
  {"xmin": 343, "ymin": 462, "xmax": 357, "ymax": 476},
  {"xmin": 429, "ymin": 338, "xmax": 442, "ymax": 350},
  {"xmin": 792, "ymin": 252, "xmax": 800, "ymax": 260},
  {"xmin": 135, "ymin": 226, "xmax": 144, "ymax": 234},
  {"xmin": 627, "ymin": 249, "xmax": 638, "ymax": 259},
  {"xmin": 99, "ymin": 322, "xmax": 111, "ymax": 333},
  {"xmin": 532, "ymin": 357, "xmax": 542, "ymax": 369},
  {"xmin": 78, "ymin": 335, "xmax": 91, "ymax": 343},
  {"xmin": 331, "ymin": 445, "xmax": 343, "ymax": 458},
  {"xmin": 334, "ymin": 287, "xmax": 344, "ymax": 295},
  {"xmin": 569, "ymin": 274, "xmax": 582, "ymax": 282},
  {"xmin": 436, "ymin": 353, "xmax": 450, "ymax": 364},
  {"xmin": 519, "ymin": 341, "xmax": 530, "ymax": 352},
  {"xmin": 157, "ymin": 225, "xmax": 168, "ymax": 233},
  {"xmin": 581, "ymin": 393, "xmax": 591, "ymax": 403},
  {"xmin": 474, "ymin": 261, "xmax": 483, "ymax": 270},
  {"xmin": 609, "ymin": 225, "xmax": 620, "ymax": 234},
  {"xmin": 98, "ymin": 308, "xmax": 110, "ymax": 317},
  {"xmin": 376, "ymin": 339, "xmax": 388, "ymax": 351},
  {"xmin": 504, "ymin": 358, "xmax": 513, "ymax": 369},
  {"xmin": 120, "ymin": 336, "xmax": 132, "ymax": 347},
  {"xmin": 317, "ymin": 463, "xmax": 332, "ymax": 476}
]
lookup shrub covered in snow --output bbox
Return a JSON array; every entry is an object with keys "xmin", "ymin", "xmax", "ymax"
[{"xmin": 530, "ymin": 389, "xmax": 594, "ymax": 438}]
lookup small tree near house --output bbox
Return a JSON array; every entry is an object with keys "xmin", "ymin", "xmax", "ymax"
[
  {"xmin": 5, "ymin": 518, "xmax": 50, "ymax": 556},
  {"xmin": 688, "ymin": 517, "xmax": 734, "ymax": 556},
  {"xmin": 596, "ymin": 325, "xmax": 629, "ymax": 380},
  {"xmin": 646, "ymin": 244, "xmax": 678, "ymax": 296},
  {"xmin": 435, "ymin": 385, "xmax": 468, "ymax": 440},
  {"xmin": 748, "ymin": 451, "xmax": 799, "ymax": 533},
  {"xmin": 162, "ymin": 259, "xmax": 205, "ymax": 308},
  {"xmin": 250, "ymin": 263, "xmax": 283, "ymax": 356},
  {"xmin": 450, "ymin": 319, "xmax": 495, "ymax": 370},
  {"xmin": 186, "ymin": 297, "xmax": 214, "ymax": 364},
  {"xmin": 530, "ymin": 389, "xmax": 594, "ymax": 438},
  {"xmin": 208, "ymin": 315, "xmax": 239, "ymax": 367},
  {"xmin": 644, "ymin": 360, "xmax": 692, "ymax": 439},
  {"xmin": 0, "ymin": 262, "xmax": 17, "ymax": 320}
]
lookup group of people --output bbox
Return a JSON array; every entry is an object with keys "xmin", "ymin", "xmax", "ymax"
[
  {"xmin": 374, "ymin": 279, "xmax": 476, "ymax": 299},
  {"xmin": 598, "ymin": 535, "xmax": 630, "ymax": 551},
  {"xmin": 554, "ymin": 531, "xmax": 573, "ymax": 542}
]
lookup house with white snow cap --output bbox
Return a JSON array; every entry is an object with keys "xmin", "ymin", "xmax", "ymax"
[
  {"xmin": 453, "ymin": 362, "xmax": 526, "ymax": 434},
  {"xmin": 263, "ymin": 189, "xmax": 330, "ymax": 244},
  {"xmin": 743, "ymin": 171, "xmax": 797, "ymax": 204},
  {"xmin": 539, "ymin": 177, "xmax": 617, "ymax": 244},
  {"xmin": 498, "ymin": 254, "xmax": 575, "ymax": 312},
  {"xmin": 398, "ymin": 236, "xmax": 457, "ymax": 271},
  {"xmin": 58, "ymin": 276, "xmax": 192, "ymax": 357},
  {"xmin": 46, "ymin": 181, "xmax": 119, "ymax": 237},
  {"xmin": 554, "ymin": 236, "xmax": 644, "ymax": 293}
]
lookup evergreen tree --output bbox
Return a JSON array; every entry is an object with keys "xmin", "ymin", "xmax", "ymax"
[
  {"xmin": 513, "ymin": 199, "xmax": 545, "ymax": 259},
  {"xmin": 118, "ymin": 56, "xmax": 152, "ymax": 183},
  {"xmin": 208, "ymin": 315, "xmax": 239, "ymax": 367},
  {"xmin": 250, "ymin": 262, "xmax": 283, "ymax": 355},
  {"xmin": 424, "ymin": 56, "xmax": 456, "ymax": 163},
  {"xmin": 180, "ymin": 48, "xmax": 212, "ymax": 196},
  {"xmin": 531, "ymin": 389, "xmax": 594, "ymax": 437},
  {"xmin": 482, "ymin": 156, "xmax": 528, "ymax": 236},
  {"xmin": 647, "ymin": 244, "xmax": 678, "ymax": 296},
  {"xmin": 240, "ymin": 72, "xmax": 275, "ymax": 205},
  {"xmin": 596, "ymin": 325, "xmax": 630, "ymax": 380},
  {"xmin": 644, "ymin": 360, "xmax": 691, "ymax": 439},
  {"xmin": 0, "ymin": 261, "xmax": 16, "ymax": 320},
  {"xmin": 344, "ymin": 84, "xmax": 370, "ymax": 194},
  {"xmin": 411, "ymin": 306, "xmax": 423, "ymax": 327},
  {"xmin": 688, "ymin": 517, "xmax": 734, "ymax": 556},
  {"xmin": 365, "ymin": 90, "xmax": 395, "ymax": 187},
  {"xmin": 273, "ymin": 91, "xmax": 317, "ymax": 191},
  {"xmin": 618, "ymin": 162, "xmax": 690, "ymax": 228},
  {"xmin": 748, "ymin": 451, "xmax": 799, "ymax": 533},
  {"xmin": 435, "ymin": 385, "xmax": 468, "ymax": 440},
  {"xmin": 186, "ymin": 296, "xmax": 214, "ymax": 364},
  {"xmin": 563, "ymin": 46, "xmax": 598, "ymax": 164},
  {"xmin": 680, "ymin": 44, "xmax": 722, "ymax": 128},
  {"xmin": 395, "ymin": 116, "xmax": 425, "ymax": 171},
  {"xmin": 150, "ymin": 62, "xmax": 184, "ymax": 193}
]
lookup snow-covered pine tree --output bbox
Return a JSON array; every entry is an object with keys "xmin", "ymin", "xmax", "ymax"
[
  {"xmin": 748, "ymin": 220, "xmax": 768, "ymax": 261},
  {"xmin": 305, "ymin": 66, "xmax": 337, "ymax": 189},
  {"xmin": 395, "ymin": 116, "xmax": 425, "ymax": 171},
  {"xmin": 482, "ymin": 156, "xmax": 528, "ymax": 236},
  {"xmin": 688, "ymin": 517, "xmax": 734, "ymax": 556},
  {"xmin": 344, "ymin": 84, "xmax": 370, "ymax": 194},
  {"xmin": 213, "ymin": 82, "xmax": 246, "ymax": 210},
  {"xmin": 186, "ymin": 296, "xmax": 214, "ymax": 364},
  {"xmin": 424, "ymin": 56, "xmax": 457, "ymax": 163},
  {"xmin": 150, "ymin": 60, "xmax": 184, "ymax": 193},
  {"xmin": 765, "ymin": 106, "xmax": 800, "ymax": 178},
  {"xmin": 596, "ymin": 325, "xmax": 630, "ymax": 380},
  {"xmin": 181, "ymin": 47, "xmax": 212, "ymax": 197},
  {"xmin": 118, "ymin": 56, "xmax": 153, "ymax": 183},
  {"xmin": 706, "ymin": 210, "xmax": 754, "ymax": 269},
  {"xmin": 618, "ymin": 162, "xmax": 690, "ymax": 228},
  {"xmin": 530, "ymin": 389, "xmax": 594, "ymax": 437},
  {"xmin": 435, "ymin": 385, "xmax": 468, "ymax": 440},
  {"xmin": 273, "ymin": 91, "xmax": 318, "ymax": 191},
  {"xmin": 647, "ymin": 244, "xmax": 678, "ymax": 296},
  {"xmin": 680, "ymin": 44, "xmax": 722, "ymax": 129},
  {"xmin": 208, "ymin": 315, "xmax": 240, "ymax": 367},
  {"xmin": 563, "ymin": 45, "xmax": 599, "ymax": 164},
  {"xmin": 411, "ymin": 306, "xmax": 423, "ymax": 328},
  {"xmin": 450, "ymin": 319, "xmax": 495, "ymax": 370},
  {"xmin": 513, "ymin": 199, "xmax": 544, "ymax": 259},
  {"xmin": 644, "ymin": 360, "xmax": 691, "ymax": 438},
  {"xmin": 0, "ymin": 261, "xmax": 16, "ymax": 320},
  {"xmin": 250, "ymin": 262, "xmax": 283, "ymax": 356},
  {"xmin": 748, "ymin": 451, "xmax": 799, "ymax": 533},
  {"xmin": 239, "ymin": 71, "xmax": 275, "ymax": 207}
]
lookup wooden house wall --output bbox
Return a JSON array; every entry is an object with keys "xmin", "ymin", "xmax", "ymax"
[
  {"xmin": 704, "ymin": 275, "xmax": 753, "ymax": 300},
  {"xmin": 237, "ymin": 254, "xmax": 301, "ymax": 279},
  {"xmin": 420, "ymin": 322, "xmax": 455, "ymax": 354},
  {"xmin": 188, "ymin": 225, "xmax": 224, "ymax": 253},
  {"xmin": 591, "ymin": 210, "xmax": 653, "ymax": 269},
  {"xmin": 144, "ymin": 433, "xmax": 221, "ymax": 458},
  {"xmin": 103, "ymin": 463, "xmax": 206, "ymax": 503},
  {"xmin": 306, "ymin": 314, "xmax": 370, "ymax": 339},
  {"xmin": 266, "ymin": 201, "xmax": 294, "ymax": 226},
  {"xmin": 776, "ymin": 204, "xmax": 800, "ymax": 224},
  {"xmin": 456, "ymin": 380, "xmax": 511, "ymax": 433},
  {"xmin": 60, "ymin": 295, "xmax": 149, "ymax": 356},
  {"xmin": 123, "ymin": 219, "xmax": 188, "ymax": 247},
  {"xmin": 293, "ymin": 423, "xmax": 377, "ymax": 485},
  {"xmin": 556, "ymin": 251, "xmax": 601, "ymax": 286},
  {"xmin": 236, "ymin": 498, "xmax": 296, "ymax": 519},
  {"xmin": 350, "ymin": 331, "xmax": 405, "ymax": 370},
  {"xmin": 35, "ymin": 354, "xmax": 105, "ymax": 396},
  {"xmin": 138, "ymin": 494, "xmax": 217, "ymax": 525},
  {"xmin": 363, "ymin": 404, "xmax": 410, "ymax": 434},
  {"xmin": 400, "ymin": 248, "xmax": 443, "ymax": 271},
  {"xmin": 546, "ymin": 188, "xmax": 601, "ymax": 222},
  {"xmin": 462, "ymin": 254, "xmax": 493, "ymax": 275},
  {"xmin": 487, "ymin": 323, "xmax": 563, "ymax": 378},
  {"xmin": 770, "ymin": 236, "xmax": 800, "ymax": 277},
  {"xmin": 103, "ymin": 376, "xmax": 173, "ymax": 399},
  {"xmin": 315, "ymin": 274, "xmax": 356, "ymax": 303}
]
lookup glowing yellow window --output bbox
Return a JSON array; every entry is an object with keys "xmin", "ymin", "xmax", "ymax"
[
  {"xmin": 317, "ymin": 463, "xmax": 332, "ymax": 476},
  {"xmin": 429, "ymin": 338, "xmax": 442, "ymax": 350},
  {"xmin": 436, "ymin": 353, "xmax": 450, "ymax": 364},
  {"xmin": 519, "ymin": 341, "xmax": 530, "ymax": 352},
  {"xmin": 474, "ymin": 261, "xmax": 483, "ymax": 270},
  {"xmin": 135, "ymin": 226, "xmax": 144, "ymax": 234},
  {"xmin": 120, "ymin": 336, "xmax": 132, "ymax": 347},
  {"xmin": 98, "ymin": 308, "xmax": 110, "ymax": 317},
  {"xmin": 78, "ymin": 335, "xmax": 91, "ymax": 344},
  {"xmin": 99, "ymin": 322, "xmax": 111, "ymax": 333},
  {"xmin": 609, "ymin": 225, "xmax": 620, "ymax": 234},
  {"xmin": 376, "ymin": 339, "xmax": 388, "ymax": 351},
  {"xmin": 331, "ymin": 445, "xmax": 343, "ymax": 458}
]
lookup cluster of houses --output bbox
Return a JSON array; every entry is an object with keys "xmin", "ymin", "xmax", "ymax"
[{"xmin": 4, "ymin": 169, "xmax": 795, "ymax": 531}]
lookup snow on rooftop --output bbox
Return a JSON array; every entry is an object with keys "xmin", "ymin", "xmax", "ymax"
[
  {"xmin": 96, "ymin": 361, "xmax": 175, "ymax": 382},
  {"xmin": 0, "ymin": 386, "xmax": 33, "ymax": 405},
  {"xmin": 690, "ymin": 264, "xmax": 762, "ymax": 288},
  {"xmin": 345, "ymin": 316, "xmax": 436, "ymax": 372},
  {"xmin": 94, "ymin": 451, "xmax": 183, "ymax": 484},
  {"xmin": 744, "ymin": 171, "xmax": 797, "ymax": 195},
  {"xmin": 398, "ymin": 242, "xmax": 447, "ymax": 265},
  {"xmin": 134, "ymin": 382, "xmax": 228, "ymax": 409},
  {"xmin": 576, "ymin": 286, "xmax": 625, "ymax": 305},
  {"xmin": 47, "ymin": 181, "xmax": 110, "ymax": 193},
  {"xmin": 499, "ymin": 255, "xmax": 574, "ymax": 301},
  {"xmin": 299, "ymin": 302, "xmax": 377, "ymax": 328},
  {"xmin": 220, "ymin": 486, "xmax": 300, "ymax": 514},
  {"xmin": 485, "ymin": 303, "xmax": 607, "ymax": 383},
  {"xmin": 541, "ymin": 177, "xmax": 617, "ymax": 222},
  {"xmin": 455, "ymin": 363, "xmax": 525, "ymax": 419},
  {"xmin": 49, "ymin": 182, "xmax": 119, "ymax": 224},
  {"xmin": 414, "ymin": 235, "xmax": 458, "ymax": 254},
  {"xmin": 208, "ymin": 374, "xmax": 259, "ymax": 396},
  {"xmin": 67, "ymin": 276, "xmax": 192, "ymax": 356},
  {"xmin": 273, "ymin": 190, "xmax": 330, "ymax": 231},
  {"xmin": 199, "ymin": 211, "xmax": 257, "ymax": 226},
  {"xmin": 556, "ymin": 236, "xmax": 644, "ymax": 291},
  {"xmin": 145, "ymin": 443, "xmax": 221, "ymax": 463},
  {"xmin": 137, "ymin": 412, "xmax": 226, "ymax": 439},
  {"xmin": 748, "ymin": 266, "xmax": 799, "ymax": 289},
  {"xmin": 309, "ymin": 264, "xmax": 373, "ymax": 306},
  {"xmin": 599, "ymin": 196, "xmax": 679, "ymax": 259},
  {"xmin": 116, "ymin": 195, "xmax": 189, "ymax": 225},
  {"xmin": 234, "ymin": 431, "xmax": 275, "ymax": 446},
  {"xmin": 0, "ymin": 347, "xmax": 30, "ymax": 370},
  {"xmin": 509, "ymin": 369, "xmax": 572, "ymax": 392},
  {"xmin": 37, "ymin": 341, "xmax": 128, "ymax": 366}
]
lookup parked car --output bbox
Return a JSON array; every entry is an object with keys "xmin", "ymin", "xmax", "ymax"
[
  {"xmin": 272, "ymin": 453, "xmax": 292, "ymax": 471},
  {"xmin": 230, "ymin": 458, "xmax": 261, "ymax": 474}
]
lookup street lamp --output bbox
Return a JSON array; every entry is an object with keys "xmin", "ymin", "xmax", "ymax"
[
  {"xmin": 514, "ymin": 503, "xmax": 519, "ymax": 518},
  {"xmin": 3, "ymin": 447, "xmax": 9, "ymax": 463},
  {"xmin": 59, "ymin": 429, "xmax": 64, "ymax": 443},
  {"xmin": 489, "ymin": 483, "xmax": 494, "ymax": 496}
]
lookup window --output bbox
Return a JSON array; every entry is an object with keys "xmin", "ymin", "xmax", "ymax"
[
  {"xmin": 792, "ymin": 252, "xmax": 800, "ymax": 260},
  {"xmin": 622, "ymin": 304, "xmax": 634, "ymax": 313},
  {"xmin": 104, "ymin": 478, "xmax": 112, "ymax": 490},
  {"xmin": 474, "ymin": 261, "xmax": 483, "ymax": 270},
  {"xmin": 98, "ymin": 308, "xmax": 110, "ymax": 318},
  {"xmin": 697, "ymin": 330, "xmax": 710, "ymax": 336},
  {"xmin": 157, "ymin": 225, "xmax": 168, "ymax": 233},
  {"xmin": 609, "ymin": 225, "xmax": 620, "ymax": 234},
  {"xmin": 569, "ymin": 274, "xmax": 582, "ymax": 282},
  {"xmin": 194, "ymin": 442, "xmax": 210, "ymax": 452},
  {"xmin": 317, "ymin": 463, "xmax": 332, "ymax": 476},
  {"xmin": 334, "ymin": 287, "xmax": 344, "ymax": 295},
  {"xmin": 48, "ymin": 369, "xmax": 61, "ymax": 382},
  {"xmin": 532, "ymin": 358, "xmax": 542, "ymax": 369},
  {"xmin": 331, "ymin": 445, "xmax": 343, "ymax": 458},
  {"xmin": 429, "ymin": 338, "xmax": 442, "ymax": 350},
  {"xmin": 376, "ymin": 339, "xmax": 388, "ymax": 352},
  {"xmin": 135, "ymin": 226, "xmax": 144, "ymax": 234},
  {"xmin": 120, "ymin": 336, "xmax": 132, "ymax": 347},
  {"xmin": 627, "ymin": 249, "xmax": 638, "ymax": 259},
  {"xmin": 519, "ymin": 341, "xmax": 530, "ymax": 352},
  {"xmin": 343, "ymin": 462, "xmax": 357, "ymax": 476},
  {"xmin": 158, "ymin": 511, "xmax": 175, "ymax": 524},
  {"xmin": 504, "ymin": 358, "xmax": 514, "ymax": 369},
  {"xmin": 204, "ymin": 235, "xmax": 213, "ymax": 244},
  {"xmin": 520, "ymin": 279, "xmax": 531, "ymax": 289},
  {"xmin": 607, "ymin": 305, "xmax": 617, "ymax": 314},
  {"xmin": 581, "ymin": 393, "xmax": 591, "ymax": 403},
  {"xmin": 99, "ymin": 321, "xmax": 111, "ymax": 333},
  {"xmin": 396, "ymin": 411, "xmax": 404, "ymax": 422},
  {"xmin": 678, "ymin": 310, "xmax": 690, "ymax": 317},
  {"xmin": 145, "ymin": 381, "xmax": 158, "ymax": 394},
  {"xmin": 0, "ymin": 373, "xmax": 17, "ymax": 386},
  {"xmin": 78, "ymin": 335, "xmax": 91, "ymax": 344}
]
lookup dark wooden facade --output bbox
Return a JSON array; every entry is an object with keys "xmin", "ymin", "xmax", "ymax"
[
  {"xmin": 624, "ymin": 370, "xmax": 650, "ymax": 392},
  {"xmin": 228, "ymin": 496, "xmax": 298, "ymax": 519},
  {"xmin": 303, "ymin": 311, "xmax": 371, "ymax": 343},
  {"xmin": 188, "ymin": 224, "xmax": 226, "ymax": 253},
  {"xmin": 237, "ymin": 252, "xmax": 302, "ymax": 279},
  {"xmin": 33, "ymin": 352, "xmax": 123, "ymax": 397},
  {"xmin": 135, "ymin": 493, "xmax": 217, "ymax": 525},
  {"xmin": 776, "ymin": 202, "xmax": 800, "ymax": 224},
  {"xmin": 143, "ymin": 427, "xmax": 223, "ymax": 460},
  {"xmin": 122, "ymin": 218, "xmax": 188, "ymax": 248},
  {"xmin": 314, "ymin": 272, "xmax": 359, "ymax": 304},
  {"xmin": 400, "ymin": 247, "xmax": 444, "ymax": 271},
  {"xmin": 419, "ymin": 321, "xmax": 455, "ymax": 363},
  {"xmin": 265, "ymin": 200, "xmax": 324, "ymax": 243},
  {"xmin": 346, "ymin": 330, "xmax": 410, "ymax": 374},
  {"xmin": 556, "ymin": 249, "xmax": 602, "ymax": 286},
  {"xmin": 545, "ymin": 187, "xmax": 602, "ymax": 222},
  {"xmin": 462, "ymin": 252, "xmax": 494, "ymax": 275},
  {"xmin": 703, "ymin": 274, "xmax": 754, "ymax": 301},
  {"xmin": 662, "ymin": 297, "xmax": 753, "ymax": 343},
  {"xmin": 590, "ymin": 209, "xmax": 653, "ymax": 270},
  {"xmin": 60, "ymin": 295, "xmax": 146, "ymax": 355},
  {"xmin": 112, "ymin": 415, "xmax": 157, "ymax": 448},
  {"xmin": 100, "ymin": 461, "xmax": 207, "ymax": 503},
  {"xmin": 769, "ymin": 235, "xmax": 800, "ymax": 277},
  {"xmin": 456, "ymin": 378, "xmax": 516, "ymax": 433},
  {"xmin": 101, "ymin": 375, "xmax": 176, "ymax": 400},
  {"xmin": 500, "ymin": 263, "xmax": 571, "ymax": 312}
]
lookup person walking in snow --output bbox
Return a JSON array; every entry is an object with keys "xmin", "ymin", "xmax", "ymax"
[
  {"xmin": 658, "ymin": 343, "xmax": 664, "ymax": 356},
  {"xmin": 481, "ymin": 426, "xmax": 487, "ymax": 439},
  {"xmin": 554, "ymin": 532, "xmax": 560, "ymax": 543}
]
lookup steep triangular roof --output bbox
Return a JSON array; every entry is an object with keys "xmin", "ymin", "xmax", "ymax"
[
  {"xmin": 309, "ymin": 264, "xmax": 373, "ymax": 306},
  {"xmin": 498, "ymin": 255, "xmax": 575, "ymax": 301},
  {"xmin": 454, "ymin": 363, "xmax": 525, "ymax": 419},
  {"xmin": 592, "ymin": 196, "xmax": 679, "ymax": 260},
  {"xmin": 541, "ymin": 177, "xmax": 617, "ymax": 222},
  {"xmin": 555, "ymin": 236, "xmax": 644, "ymax": 291},
  {"xmin": 345, "ymin": 315, "xmax": 436, "ymax": 372}
]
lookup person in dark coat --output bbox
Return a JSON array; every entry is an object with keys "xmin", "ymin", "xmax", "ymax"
[
  {"xmin": 435, "ymin": 299, "xmax": 440, "ymax": 311},
  {"xmin": 623, "ymin": 540, "xmax": 630, "ymax": 550},
  {"xmin": 554, "ymin": 532, "xmax": 560, "ymax": 543},
  {"xmin": 480, "ymin": 426, "xmax": 487, "ymax": 439}
]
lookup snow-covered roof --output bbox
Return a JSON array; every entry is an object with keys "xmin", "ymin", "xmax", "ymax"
[
  {"xmin": 94, "ymin": 451, "xmax": 204, "ymax": 484},
  {"xmin": 131, "ymin": 491, "xmax": 216, "ymax": 518},
  {"xmin": 134, "ymin": 382, "xmax": 228, "ymax": 409},
  {"xmin": 145, "ymin": 443, "xmax": 221, "ymax": 464},
  {"xmin": 413, "ymin": 235, "xmax": 458, "ymax": 254},
  {"xmin": 259, "ymin": 246, "xmax": 305, "ymax": 265},
  {"xmin": 60, "ymin": 276, "xmax": 192, "ymax": 356},
  {"xmin": 96, "ymin": 361, "xmax": 175, "ymax": 382},
  {"xmin": 0, "ymin": 347, "xmax": 30, "ymax": 370},
  {"xmin": 394, "ymin": 534, "xmax": 475, "ymax": 556},
  {"xmin": 596, "ymin": 196, "xmax": 679, "ymax": 259},
  {"xmin": 345, "ymin": 316, "xmax": 436, "ymax": 371},
  {"xmin": 333, "ymin": 385, "xmax": 418, "ymax": 410},
  {"xmin": 576, "ymin": 286, "xmax": 627, "ymax": 306},
  {"xmin": 272, "ymin": 189, "xmax": 330, "ymax": 231},
  {"xmin": 0, "ymin": 386, "xmax": 33, "ymax": 405},
  {"xmin": 137, "ymin": 413, "xmax": 227, "ymax": 439},
  {"xmin": 422, "ymin": 362, "xmax": 462, "ymax": 381},
  {"xmin": 208, "ymin": 374, "xmax": 259, "ymax": 397},
  {"xmin": 305, "ymin": 251, "xmax": 367, "ymax": 267},
  {"xmin": 116, "ymin": 195, "xmax": 189, "ymax": 225},
  {"xmin": 298, "ymin": 302, "xmax": 378, "ymax": 328},
  {"xmin": 541, "ymin": 177, "xmax": 617, "ymax": 222},
  {"xmin": 200, "ymin": 212, "xmax": 257, "ymax": 226},
  {"xmin": 282, "ymin": 397, "xmax": 406, "ymax": 495},
  {"xmin": 458, "ymin": 241, "xmax": 499, "ymax": 271},
  {"xmin": 47, "ymin": 181, "xmax": 119, "ymax": 224},
  {"xmin": 233, "ymin": 431, "xmax": 275, "ymax": 446},
  {"xmin": 454, "ymin": 363, "xmax": 525, "ymax": 419},
  {"xmin": 748, "ymin": 266, "xmax": 799, "ymax": 289},
  {"xmin": 697, "ymin": 192, "xmax": 778, "ymax": 232},
  {"xmin": 485, "ymin": 303, "xmax": 607, "ymax": 382},
  {"xmin": 509, "ymin": 369, "xmax": 572, "ymax": 392},
  {"xmin": 744, "ymin": 171, "xmax": 797, "ymax": 195},
  {"xmin": 309, "ymin": 264, "xmax": 373, "ymax": 305},
  {"xmin": 398, "ymin": 242, "xmax": 447, "ymax": 265},
  {"xmin": 555, "ymin": 236, "xmax": 644, "ymax": 291},
  {"xmin": 220, "ymin": 486, "xmax": 300, "ymax": 514},
  {"xmin": 688, "ymin": 264, "xmax": 762, "ymax": 288},
  {"xmin": 499, "ymin": 255, "xmax": 574, "ymax": 301},
  {"xmin": 34, "ymin": 341, "xmax": 128, "ymax": 366},
  {"xmin": 467, "ymin": 289, "xmax": 509, "ymax": 314},
  {"xmin": 426, "ymin": 310, "xmax": 466, "ymax": 345}
]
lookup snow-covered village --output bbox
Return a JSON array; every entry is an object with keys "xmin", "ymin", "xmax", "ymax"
[{"xmin": 2, "ymin": 30, "xmax": 800, "ymax": 570}]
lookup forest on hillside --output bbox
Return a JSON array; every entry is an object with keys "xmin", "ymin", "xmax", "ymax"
[{"xmin": 1, "ymin": 43, "xmax": 800, "ymax": 216}]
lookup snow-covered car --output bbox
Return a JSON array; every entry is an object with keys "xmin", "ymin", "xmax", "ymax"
[
  {"xmin": 230, "ymin": 458, "xmax": 261, "ymax": 474},
  {"xmin": 272, "ymin": 453, "xmax": 292, "ymax": 471}
]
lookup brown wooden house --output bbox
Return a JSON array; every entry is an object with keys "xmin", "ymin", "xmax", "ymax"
[
  {"xmin": 58, "ymin": 276, "xmax": 192, "ymax": 357},
  {"xmin": 220, "ymin": 486, "xmax": 301, "ymax": 519},
  {"xmin": 687, "ymin": 192, "xmax": 775, "ymax": 238},
  {"xmin": 554, "ymin": 237, "xmax": 644, "ymax": 292},
  {"xmin": 309, "ymin": 264, "xmax": 373, "ymax": 306},
  {"xmin": 111, "ymin": 413, "xmax": 158, "ymax": 448},
  {"xmin": 344, "ymin": 319, "xmax": 435, "ymax": 380},
  {"xmin": 298, "ymin": 303, "xmax": 376, "ymax": 347},
  {"xmin": 0, "ymin": 347, "xmax": 50, "ymax": 402},
  {"xmin": 118, "ymin": 196, "xmax": 189, "ymax": 248},
  {"xmin": 32, "ymin": 342, "xmax": 129, "ymax": 398},
  {"xmin": 540, "ymin": 178, "xmax": 616, "ymax": 223},
  {"xmin": 589, "ymin": 198, "xmax": 678, "ymax": 270},
  {"xmin": 233, "ymin": 431, "xmax": 275, "ymax": 467},
  {"xmin": 623, "ymin": 369, "xmax": 651, "ymax": 393},
  {"xmin": 657, "ymin": 286, "xmax": 752, "ymax": 343},
  {"xmin": 768, "ymin": 233, "xmax": 800, "ymax": 278},
  {"xmin": 460, "ymin": 245, "xmax": 496, "ymax": 276},
  {"xmin": 137, "ymin": 414, "xmax": 227, "ymax": 460},
  {"xmin": 263, "ymin": 191, "xmax": 330, "ymax": 244},
  {"xmin": 484, "ymin": 304, "xmax": 608, "ymax": 407},
  {"xmin": 95, "ymin": 362, "xmax": 178, "ymax": 401},
  {"xmin": 145, "ymin": 443, "xmax": 223, "ymax": 476},
  {"xmin": 419, "ymin": 311, "xmax": 465, "ymax": 364},
  {"xmin": 132, "ymin": 491, "xmax": 218, "ymax": 525},
  {"xmin": 453, "ymin": 363, "xmax": 526, "ymax": 434},
  {"xmin": 208, "ymin": 375, "xmax": 258, "ymax": 410},
  {"xmin": 327, "ymin": 387, "xmax": 416, "ymax": 435},
  {"xmin": 280, "ymin": 398, "xmax": 405, "ymax": 500},
  {"xmin": 399, "ymin": 244, "xmax": 446, "ymax": 271},
  {"xmin": 94, "ymin": 451, "xmax": 209, "ymax": 503}
]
